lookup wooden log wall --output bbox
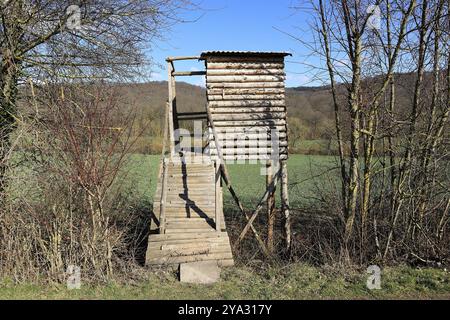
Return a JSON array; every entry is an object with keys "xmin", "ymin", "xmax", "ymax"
[{"xmin": 205, "ymin": 55, "xmax": 288, "ymax": 161}]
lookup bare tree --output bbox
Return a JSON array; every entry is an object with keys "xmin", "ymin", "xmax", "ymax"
[
  {"xmin": 311, "ymin": 0, "xmax": 415, "ymax": 261},
  {"xmin": 0, "ymin": 0, "xmax": 192, "ymax": 196}
]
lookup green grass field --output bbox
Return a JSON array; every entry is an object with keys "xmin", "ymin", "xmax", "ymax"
[{"xmin": 123, "ymin": 154, "xmax": 340, "ymax": 208}]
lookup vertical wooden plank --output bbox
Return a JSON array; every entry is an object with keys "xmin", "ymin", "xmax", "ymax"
[
  {"xmin": 157, "ymin": 102, "xmax": 169, "ymax": 179},
  {"xmin": 219, "ymin": 177, "xmax": 224, "ymax": 230},
  {"xmin": 215, "ymin": 161, "xmax": 221, "ymax": 231},
  {"xmin": 159, "ymin": 158, "xmax": 168, "ymax": 234},
  {"xmin": 266, "ymin": 160, "xmax": 276, "ymax": 253},
  {"xmin": 280, "ymin": 160, "xmax": 291, "ymax": 251},
  {"xmin": 167, "ymin": 61, "xmax": 176, "ymax": 158},
  {"xmin": 171, "ymin": 64, "xmax": 179, "ymax": 132}
]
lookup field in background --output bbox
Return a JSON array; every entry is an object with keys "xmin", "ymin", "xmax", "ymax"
[{"xmin": 124, "ymin": 154, "xmax": 340, "ymax": 209}]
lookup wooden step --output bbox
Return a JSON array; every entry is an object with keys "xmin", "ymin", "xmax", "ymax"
[
  {"xmin": 167, "ymin": 174, "xmax": 214, "ymax": 179},
  {"xmin": 165, "ymin": 220, "xmax": 214, "ymax": 228},
  {"xmin": 147, "ymin": 259, "xmax": 234, "ymax": 267},
  {"xmin": 166, "ymin": 171, "xmax": 214, "ymax": 177},
  {"xmin": 166, "ymin": 219, "xmax": 215, "ymax": 232},
  {"xmin": 165, "ymin": 200, "xmax": 214, "ymax": 206},
  {"xmin": 161, "ymin": 242, "xmax": 229, "ymax": 251},
  {"xmin": 148, "ymin": 232, "xmax": 228, "ymax": 242},
  {"xmin": 146, "ymin": 251, "xmax": 233, "ymax": 265},
  {"xmin": 168, "ymin": 161, "xmax": 213, "ymax": 166},
  {"xmin": 166, "ymin": 200, "xmax": 214, "ymax": 206},
  {"xmin": 163, "ymin": 210, "xmax": 215, "ymax": 215},
  {"xmin": 165, "ymin": 228, "xmax": 217, "ymax": 234},
  {"xmin": 168, "ymin": 162, "xmax": 213, "ymax": 168},
  {"xmin": 165, "ymin": 223, "xmax": 215, "ymax": 230},
  {"xmin": 166, "ymin": 181, "xmax": 214, "ymax": 188},
  {"xmin": 165, "ymin": 194, "xmax": 215, "ymax": 202},
  {"xmin": 164, "ymin": 195, "xmax": 215, "ymax": 202},
  {"xmin": 164, "ymin": 176, "xmax": 214, "ymax": 181},
  {"xmin": 148, "ymin": 236, "xmax": 229, "ymax": 246},
  {"xmin": 162, "ymin": 207, "xmax": 215, "ymax": 214},
  {"xmin": 146, "ymin": 246, "xmax": 231, "ymax": 259},
  {"xmin": 154, "ymin": 200, "xmax": 215, "ymax": 206},
  {"xmin": 147, "ymin": 237, "xmax": 230, "ymax": 248},
  {"xmin": 165, "ymin": 181, "xmax": 215, "ymax": 188},
  {"xmin": 167, "ymin": 167, "xmax": 214, "ymax": 174},
  {"xmin": 167, "ymin": 173, "xmax": 214, "ymax": 178},
  {"xmin": 152, "ymin": 247, "xmax": 232, "ymax": 260},
  {"xmin": 164, "ymin": 212, "xmax": 215, "ymax": 219},
  {"xmin": 166, "ymin": 217, "xmax": 215, "ymax": 222},
  {"xmin": 155, "ymin": 186, "xmax": 214, "ymax": 195}
]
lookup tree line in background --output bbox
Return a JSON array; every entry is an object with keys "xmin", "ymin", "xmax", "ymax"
[
  {"xmin": 104, "ymin": 75, "xmax": 419, "ymax": 157},
  {"xmin": 74, "ymin": 82, "xmax": 337, "ymax": 156}
]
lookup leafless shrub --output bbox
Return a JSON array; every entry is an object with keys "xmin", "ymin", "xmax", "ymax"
[{"xmin": 0, "ymin": 82, "xmax": 149, "ymax": 282}]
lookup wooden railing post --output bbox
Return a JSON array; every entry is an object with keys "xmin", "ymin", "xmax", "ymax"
[
  {"xmin": 266, "ymin": 160, "xmax": 276, "ymax": 253},
  {"xmin": 215, "ymin": 161, "xmax": 221, "ymax": 231},
  {"xmin": 159, "ymin": 158, "xmax": 168, "ymax": 234},
  {"xmin": 167, "ymin": 60, "xmax": 176, "ymax": 159},
  {"xmin": 280, "ymin": 160, "xmax": 291, "ymax": 251}
]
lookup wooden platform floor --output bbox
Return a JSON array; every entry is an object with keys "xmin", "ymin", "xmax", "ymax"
[{"xmin": 146, "ymin": 159, "xmax": 234, "ymax": 266}]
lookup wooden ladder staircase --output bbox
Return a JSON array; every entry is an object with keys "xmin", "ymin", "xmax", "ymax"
[{"xmin": 145, "ymin": 158, "xmax": 234, "ymax": 266}]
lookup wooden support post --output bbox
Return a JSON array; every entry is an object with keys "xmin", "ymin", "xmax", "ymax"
[
  {"xmin": 167, "ymin": 61, "xmax": 176, "ymax": 158},
  {"xmin": 266, "ymin": 160, "xmax": 276, "ymax": 253},
  {"xmin": 159, "ymin": 158, "xmax": 168, "ymax": 234},
  {"xmin": 171, "ymin": 65, "xmax": 179, "ymax": 133},
  {"xmin": 215, "ymin": 161, "xmax": 221, "ymax": 231},
  {"xmin": 280, "ymin": 160, "xmax": 291, "ymax": 252},
  {"xmin": 157, "ymin": 102, "xmax": 170, "ymax": 177}
]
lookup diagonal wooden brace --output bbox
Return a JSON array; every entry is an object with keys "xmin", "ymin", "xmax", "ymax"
[{"xmin": 235, "ymin": 167, "xmax": 281, "ymax": 249}]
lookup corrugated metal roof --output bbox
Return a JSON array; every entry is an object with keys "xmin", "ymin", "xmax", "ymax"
[{"xmin": 200, "ymin": 51, "xmax": 291, "ymax": 58}]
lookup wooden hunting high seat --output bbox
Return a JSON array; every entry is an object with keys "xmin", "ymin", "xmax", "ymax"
[{"xmin": 146, "ymin": 51, "xmax": 291, "ymax": 267}]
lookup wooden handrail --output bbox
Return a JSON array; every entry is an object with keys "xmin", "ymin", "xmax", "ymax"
[
  {"xmin": 214, "ymin": 162, "xmax": 221, "ymax": 231},
  {"xmin": 156, "ymin": 102, "xmax": 170, "ymax": 234},
  {"xmin": 173, "ymin": 71, "xmax": 206, "ymax": 76},
  {"xmin": 157, "ymin": 102, "xmax": 169, "ymax": 179},
  {"xmin": 166, "ymin": 56, "xmax": 202, "ymax": 62},
  {"xmin": 159, "ymin": 158, "xmax": 168, "ymax": 234}
]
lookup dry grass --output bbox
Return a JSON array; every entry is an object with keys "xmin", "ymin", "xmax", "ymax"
[{"xmin": 1, "ymin": 264, "xmax": 449, "ymax": 299}]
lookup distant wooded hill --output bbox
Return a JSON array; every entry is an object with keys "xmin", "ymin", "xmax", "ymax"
[{"xmin": 113, "ymin": 81, "xmax": 336, "ymax": 154}]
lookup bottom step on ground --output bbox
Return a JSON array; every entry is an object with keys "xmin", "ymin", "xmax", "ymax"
[{"xmin": 146, "ymin": 231, "xmax": 234, "ymax": 266}]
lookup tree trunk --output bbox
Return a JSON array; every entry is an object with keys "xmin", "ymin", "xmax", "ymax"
[
  {"xmin": 0, "ymin": 50, "xmax": 20, "ymax": 196},
  {"xmin": 266, "ymin": 160, "xmax": 276, "ymax": 254},
  {"xmin": 343, "ymin": 41, "xmax": 362, "ymax": 260}
]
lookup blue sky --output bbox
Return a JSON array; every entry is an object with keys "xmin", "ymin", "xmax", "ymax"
[{"xmin": 148, "ymin": 0, "xmax": 319, "ymax": 87}]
